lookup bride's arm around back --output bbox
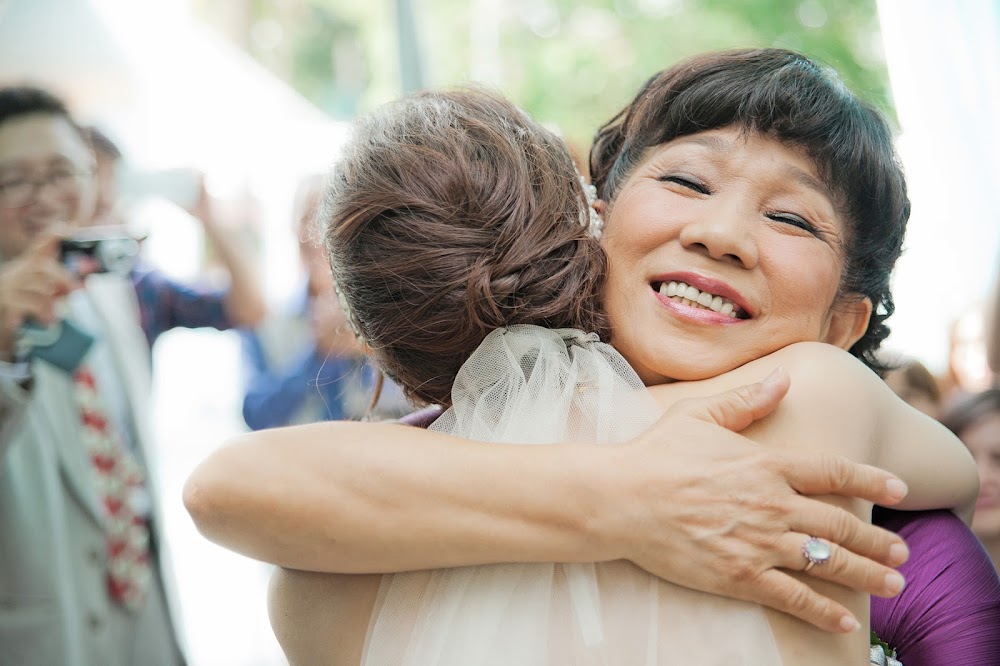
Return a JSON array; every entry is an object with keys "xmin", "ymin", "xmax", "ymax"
[
  {"xmin": 769, "ymin": 341, "xmax": 978, "ymax": 520},
  {"xmin": 268, "ymin": 568, "xmax": 381, "ymax": 665}
]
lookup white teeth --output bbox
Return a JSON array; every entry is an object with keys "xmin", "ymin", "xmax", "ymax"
[{"xmin": 657, "ymin": 281, "xmax": 741, "ymax": 318}]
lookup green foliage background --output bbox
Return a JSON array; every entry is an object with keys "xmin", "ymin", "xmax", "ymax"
[{"xmin": 197, "ymin": 0, "xmax": 892, "ymax": 148}]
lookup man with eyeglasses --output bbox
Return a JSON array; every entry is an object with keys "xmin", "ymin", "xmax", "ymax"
[{"xmin": 0, "ymin": 86, "xmax": 185, "ymax": 666}]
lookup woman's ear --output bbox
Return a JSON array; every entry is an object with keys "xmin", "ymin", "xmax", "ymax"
[
  {"xmin": 594, "ymin": 199, "xmax": 608, "ymax": 217},
  {"xmin": 823, "ymin": 295, "xmax": 874, "ymax": 350}
]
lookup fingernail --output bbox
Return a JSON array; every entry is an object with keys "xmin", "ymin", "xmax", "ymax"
[
  {"xmin": 762, "ymin": 365, "xmax": 784, "ymax": 388},
  {"xmin": 884, "ymin": 571, "xmax": 905, "ymax": 595},
  {"xmin": 839, "ymin": 615, "xmax": 861, "ymax": 633},
  {"xmin": 885, "ymin": 478, "xmax": 908, "ymax": 501},
  {"xmin": 889, "ymin": 542, "xmax": 909, "ymax": 566}
]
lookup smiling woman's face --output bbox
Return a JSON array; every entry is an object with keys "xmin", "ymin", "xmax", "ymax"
[{"xmin": 600, "ymin": 126, "xmax": 872, "ymax": 386}]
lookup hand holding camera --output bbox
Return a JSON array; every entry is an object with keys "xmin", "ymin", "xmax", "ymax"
[
  {"xmin": 0, "ymin": 231, "xmax": 76, "ymax": 361},
  {"xmin": 0, "ymin": 227, "xmax": 138, "ymax": 367},
  {"xmin": 59, "ymin": 230, "xmax": 140, "ymax": 278}
]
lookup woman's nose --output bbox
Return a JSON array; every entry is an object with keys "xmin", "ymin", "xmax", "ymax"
[{"xmin": 677, "ymin": 203, "xmax": 759, "ymax": 269}]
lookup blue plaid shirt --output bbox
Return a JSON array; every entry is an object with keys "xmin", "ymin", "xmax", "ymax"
[{"xmin": 130, "ymin": 261, "xmax": 232, "ymax": 348}]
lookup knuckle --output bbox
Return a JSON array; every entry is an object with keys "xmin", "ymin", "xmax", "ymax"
[
  {"xmin": 731, "ymin": 384, "xmax": 755, "ymax": 408},
  {"xmin": 728, "ymin": 559, "xmax": 760, "ymax": 586},
  {"xmin": 826, "ymin": 547, "xmax": 852, "ymax": 579},
  {"xmin": 824, "ymin": 508, "xmax": 858, "ymax": 546},
  {"xmin": 785, "ymin": 584, "xmax": 816, "ymax": 614},
  {"xmin": 819, "ymin": 455, "xmax": 848, "ymax": 486}
]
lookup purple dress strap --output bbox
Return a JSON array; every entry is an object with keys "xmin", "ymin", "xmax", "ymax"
[
  {"xmin": 871, "ymin": 507, "xmax": 1000, "ymax": 665},
  {"xmin": 397, "ymin": 405, "xmax": 444, "ymax": 429}
]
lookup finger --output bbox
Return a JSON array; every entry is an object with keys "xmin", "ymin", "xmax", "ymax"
[
  {"xmin": 776, "ymin": 531, "xmax": 905, "ymax": 598},
  {"xmin": 787, "ymin": 495, "xmax": 909, "ymax": 567},
  {"xmin": 679, "ymin": 366, "xmax": 791, "ymax": 432},
  {"xmin": 780, "ymin": 451, "xmax": 908, "ymax": 507},
  {"xmin": 8, "ymin": 295, "xmax": 59, "ymax": 325},
  {"xmin": 24, "ymin": 225, "xmax": 70, "ymax": 260},
  {"xmin": 748, "ymin": 569, "xmax": 860, "ymax": 633}
]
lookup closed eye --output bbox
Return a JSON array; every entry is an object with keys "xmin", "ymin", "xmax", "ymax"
[
  {"xmin": 659, "ymin": 175, "xmax": 710, "ymax": 195},
  {"xmin": 767, "ymin": 212, "xmax": 818, "ymax": 235}
]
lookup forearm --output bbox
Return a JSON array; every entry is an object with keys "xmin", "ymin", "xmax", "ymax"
[
  {"xmin": 183, "ymin": 421, "xmax": 620, "ymax": 572},
  {"xmin": 202, "ymin": 219, "xmax": 265, "ymax": 328},
  {"xmin": 986, "ymin": 267, "xmax": 1000, "ymax": 375}
]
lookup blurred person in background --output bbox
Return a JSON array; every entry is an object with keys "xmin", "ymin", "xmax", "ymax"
[
  {"xmin": 239, "ymin": 174, "xmax": 407, "ymax": 430},
  {"xmin": 939, "ymin": 307, "xmax": 994, "ymax": 406},
  {"xmin": 0, "ymin": 85, "xmax": 184, "ymax": 666},
  {"xmin": 943, "ymin": 388, "xmax": 1000, "ymax": 569},
  {"xmin": 85, "ymin": 125, "xmax": 265, "ymax": 349},
  {"xmin": 884, "ymin": 357, "xmax": 943, "ymax": 421},
  {"xmin": 986, "ymin": 265, "xmax": 999, "ymax": 382}
]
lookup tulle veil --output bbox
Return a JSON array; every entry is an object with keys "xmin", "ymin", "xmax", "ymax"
[{"xmin": 361, "ymin": 325, "xmax": 782, "ymax": 665}]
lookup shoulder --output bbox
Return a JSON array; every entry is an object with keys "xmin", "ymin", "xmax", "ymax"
[
  {"xmin": 749, "ymin": 342, "xmax": 885, "ymax": 411},
  {"xmin": 757, "ymin": 341, "xmax": 871, "ymax": 377}
]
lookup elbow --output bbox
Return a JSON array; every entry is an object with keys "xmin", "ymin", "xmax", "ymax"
[
  {"xmin": 182, "ymin": 459, "xmax": 219, "ymax": 538},
  {"xmin": 183, "ymin": 440, "xmax": 245, "ymax": 541}
]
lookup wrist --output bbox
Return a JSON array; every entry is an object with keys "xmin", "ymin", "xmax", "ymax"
[
  {"xmin": 555, "ymin": 443, "xmax": 635, "ymax": 563},
  {"xmin": 582, "ymin": 443, "xmax": 648, "ymax": 563}
]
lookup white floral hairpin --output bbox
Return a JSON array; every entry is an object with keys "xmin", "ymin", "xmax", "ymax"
[
  {"xmin": 333, "ymin": 278, "xmax": 364, "ymax": 343},
  {"xmin": 578, "ymin": 175, "xmax": 604, "ymax": 239}
]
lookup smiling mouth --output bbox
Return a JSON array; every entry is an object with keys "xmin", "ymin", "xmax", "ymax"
[{"xmin": 652, "ymin": 281, "xmax": 749, "ymax": 319}]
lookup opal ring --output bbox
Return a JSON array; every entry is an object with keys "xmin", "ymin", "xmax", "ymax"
[{"xmin": 802, "ymin": 536, "xmax": 832, "ymax": 572}]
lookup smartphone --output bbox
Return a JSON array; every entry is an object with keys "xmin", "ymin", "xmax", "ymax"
[{"xmin": 119, "ymin": 167, "xmax": 202, "ymax": 210}]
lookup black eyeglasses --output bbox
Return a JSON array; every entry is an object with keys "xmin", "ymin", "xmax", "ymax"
[{"xmin": 0, "ymin": 165, "xmax": 94, "ymax": 208}]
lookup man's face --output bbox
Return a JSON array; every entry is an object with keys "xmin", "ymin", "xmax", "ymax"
[
  {"xmin": 90, "ymin": 150, "xmax": 119, "ymax": 225},
  {"xmin": 0, "ymin": 113, "xmax": 95, "ymax": 260}
]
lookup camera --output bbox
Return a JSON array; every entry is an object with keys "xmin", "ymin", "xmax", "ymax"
[{"xmin": 59, "ymin": 235, "xmax": 140, "ymax": 277}]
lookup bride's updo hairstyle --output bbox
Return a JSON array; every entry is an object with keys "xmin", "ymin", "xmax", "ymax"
[
  {"xmin": 322, "ymin": 88, "xmax": 608, "ymax": 406},
  {"xmin": 589, "ymin": 48, "xmax": 909, "ymax": 376}
]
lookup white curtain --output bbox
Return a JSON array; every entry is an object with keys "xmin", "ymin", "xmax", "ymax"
[{"xmin": 877, "ymin": 0, "xmax": 1000, "ymax": 371}]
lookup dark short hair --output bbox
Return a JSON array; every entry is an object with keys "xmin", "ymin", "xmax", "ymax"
[
  {"xmin": 590, "ymin": 48, "xmax": 910, "ymax": 375},
  {"xmin": 942, "ymin": 389, "xmax": 1000, "ymax": 438},
  {"xmin": 0, "ymin": 85, "xmax": 83, "ymax": 137},
  {"xmin": 886, "ymin": 357, "xmax": 942, "ymax": 404},
  {"xmin": 323, "ymin": 88, "xmax": 607, "ymax": 406},
  {"xmin": 85, "ymin": 125, "xmax": 122, "ymax": 161}
]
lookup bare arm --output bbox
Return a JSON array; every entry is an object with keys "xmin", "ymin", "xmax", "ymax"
[
  {"xmin": 986, "ymin": 265, "xmax": 1000, "ymax": 376},
  {"xmin": 188, "ymin": 180, "xmax": 265, "ymax": 328},
  {"xmin": 185, "ymin": 376, "xmax": 909, "ymax": 633},
  {"xmin": 872, "ymin": 360, "xmax": 979, "ymax": 523},
  {"xmin": 665, "ymin": 342, "xmax": 978, "ymax": 521}
]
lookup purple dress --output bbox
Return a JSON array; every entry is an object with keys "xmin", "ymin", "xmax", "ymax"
[
  {"xmin": 400, "ymin": 409, "xmax": 1000, "ymax": 662},
  {"xmin": 871, "ymin": 507, "xmax": 1000, "ymax": 665}
]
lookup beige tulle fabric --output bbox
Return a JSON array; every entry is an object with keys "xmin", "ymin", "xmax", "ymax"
[{"xmin": 361, "ymin": 325, "xmax": 782, "ymax": 665}]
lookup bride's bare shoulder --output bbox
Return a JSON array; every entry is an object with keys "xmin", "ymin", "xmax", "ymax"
[{"xmin": 268, "ymin": 568, "xmax": 381, "ymax": 666}]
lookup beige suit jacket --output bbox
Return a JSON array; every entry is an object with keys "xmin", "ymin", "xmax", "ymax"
[{"xmin": 0, "ymin": 274, "xmax": 185, "ymax": 666}]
